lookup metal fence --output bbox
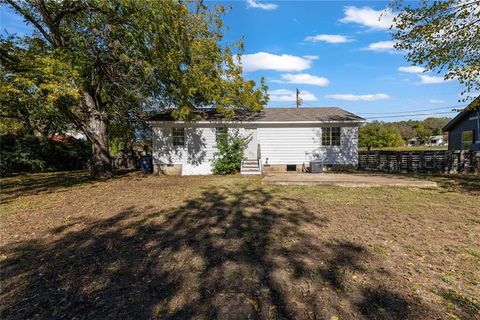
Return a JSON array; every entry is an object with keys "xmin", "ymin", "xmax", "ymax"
[{"xmin": 358, "ymin": 150, "xmax": 480, "ymax": 174}]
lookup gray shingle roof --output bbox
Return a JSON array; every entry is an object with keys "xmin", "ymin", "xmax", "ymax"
[{"xmin": 149, "ymin": 107, "xmax": 364, "ymax": 122}]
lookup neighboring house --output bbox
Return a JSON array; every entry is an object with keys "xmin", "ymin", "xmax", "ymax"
[
  {"xmin": 407, "ymin": 138, "xmax": 421, "ymax": 147},
  {"xmin": 148, "ymin": 107, "xmax": 365, "ymax": 175},
  {"xmin": 408, "ymin": 135, "xmax": 446, "ymax": 147},
  {"xmin": 426, "ymin": 135, "xmax": 447, "ymax": 147},
  {"xmin": 49, "ymin": 132, "xmax": 86, "ymax": 143},
  {"xmin": 443, "ymin": 97, "xmax": 480, "ymax": 150}
]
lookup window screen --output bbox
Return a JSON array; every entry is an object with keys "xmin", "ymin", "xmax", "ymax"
[
  {"xmin": 462, "ymin": 130, "xmax": 473, "ymax": 150},
  {"xmin": 322, "ymin": 127, "xmax": 341, "ymax": 146},
  {"xmin": 172, "ymin": 128, "xmax": 185, "ymax": 146}
]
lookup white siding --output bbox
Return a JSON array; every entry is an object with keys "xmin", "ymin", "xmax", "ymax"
[
  {"xmin": 258, "ymin": 127, "xmax": 319, "ymax": 164},
  {"xmin": 313, "ymin": 127, "xmax": 358, "ymax": 165},
  {"xmin": 257, "ymin": 126, "xmax": 358, "ymax": 165},
  {"xmin": 152, "ymin": 124, "xmax": 359, "ymax": 175},
  {"xmin": 152, "ymin": 127, "xmax": 218, "ymax": 175}
]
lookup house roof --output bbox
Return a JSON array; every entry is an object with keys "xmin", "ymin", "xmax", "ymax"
[
  {"xmin": 149, "ymin": 107, "xmax": 365, "ymax": 123},
  {"xmin": 443, "ymin": 96, "xmax": 480, "ymax": 131}
]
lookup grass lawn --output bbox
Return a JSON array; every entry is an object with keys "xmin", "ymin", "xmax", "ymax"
[{"xmin": 1, "ymin": 171, "xmax": 479, "ymax": 319}]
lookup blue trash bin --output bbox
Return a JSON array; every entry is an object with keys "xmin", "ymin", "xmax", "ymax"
[{"xmin": 139, "ymin": 156, "xmax": 153, "ymax": 173}]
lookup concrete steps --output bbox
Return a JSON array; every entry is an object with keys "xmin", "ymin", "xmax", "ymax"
[{"xmin": 241, "ymin": 159, "xmax": 262, "ymax": 175}]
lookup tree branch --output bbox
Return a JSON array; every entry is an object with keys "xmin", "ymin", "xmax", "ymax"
[
  {"xmin": 4, "ymin": 0, "xmax": 54, "ymax": 45},
  {"xmin": 36, "ymin": 0, "xmax": 64, "ymax": 46},
  {"xmin": 53, "ymin": 5, "xmax": 85, "ymax": 28}
]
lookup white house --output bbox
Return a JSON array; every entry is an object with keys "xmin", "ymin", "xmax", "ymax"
[
  {"xmin": 409, "ymin": 135, "xmax": 447, "ymax": 147},
  {"xmin": 426, "ymin": 135, "xmax": 447, "ymax": 147},
  {"xmin": 149, "ymin": 107, "xmax": 365, "ymax": 175}
]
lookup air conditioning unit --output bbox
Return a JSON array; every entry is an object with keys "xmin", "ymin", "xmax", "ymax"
[{"xmin": 310, "ymin": 161, "xmax": 323, "ymax": 173}]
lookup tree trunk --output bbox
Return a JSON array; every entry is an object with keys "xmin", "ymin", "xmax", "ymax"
[
  {"xmin": 80, "ymin": 91, "xmax": 113, "ymax": 178},
  {"xmin": 89, "ymin": 114, "xmax": 112, "ymax": 178}
]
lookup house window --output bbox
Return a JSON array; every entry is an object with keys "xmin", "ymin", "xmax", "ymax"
[
  {"xmin": 462, "ymin": 130, "xmax": 473, "ymax": 150},
  {"xmin": 322, "ymin": 127, "xmax": 341, "ymax": 146},
  {"xmin": 172, "ymin": 127, "xmax": 185, "ymax": 146},
  {"xmin": 215, "ymin": 127, "xmax": 227, "ymax": 143}
]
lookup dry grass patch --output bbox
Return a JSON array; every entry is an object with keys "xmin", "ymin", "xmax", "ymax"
[{"xmin": 1, "ymin": 171, "xmax": 479, "ymax": 319}]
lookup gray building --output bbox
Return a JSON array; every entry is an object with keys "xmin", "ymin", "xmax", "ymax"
[{"xmin": 443, "ymin": 97, "xmax": 480, "ymax": 150}]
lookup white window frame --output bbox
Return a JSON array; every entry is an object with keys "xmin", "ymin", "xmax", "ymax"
[
  {"xmin": 321, "ymin": 127, "xmax": 341, "ymax": 146},
  {"xmin": 172, "ymin": 127, "xmax": 185, "ymax": 146}
]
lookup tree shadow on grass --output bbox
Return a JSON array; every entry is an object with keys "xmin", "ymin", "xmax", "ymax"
[
  {"xmin": 0, "ymin": 183, "xmax": 435, "ymax": 319},
  {"xmin": 436, "ymin": 288, "xmax": 480, "ymax": 319},
  {"xmin": 0, "ymin": 170, "xmax": 134, "ymax": 204},
  {"xmin": 430, "ymin": 174, "xmax": 480, "ymax": 195},
  {"xmin": 399, "ymin": 173, "xmax": 480, "ymax": 195}
]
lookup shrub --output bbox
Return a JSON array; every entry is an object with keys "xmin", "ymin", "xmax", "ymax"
[{"xmin": 212, "ymin": 129, "xmax": 249, "ymax": 175}]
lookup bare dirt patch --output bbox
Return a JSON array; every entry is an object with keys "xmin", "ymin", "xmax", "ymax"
[
  {"xmin": 262, "ymin": 172, "xmax": 438, "ymax": 188},
  {"xmin": 1, "ymin": 172, "xmax": 479, "ymax": 319}
]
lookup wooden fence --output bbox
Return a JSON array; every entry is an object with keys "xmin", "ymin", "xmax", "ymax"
[
  {"xmin": 112, "ymin": 154, "xmax": 138, "ymax": 170},
  {"xmin": 358, "ymin": 150, "xmax": 480, "ymax": 174}
]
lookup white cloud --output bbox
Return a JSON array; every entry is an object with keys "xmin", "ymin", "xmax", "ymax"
[
  {"xmin": 246, "ymin": 0, "xmax": 278, "ymax": 11},
  {"xmin": 429, "ymin": 99, "xmax": 445, "ymax": 104},
  {"xmin": 340, "ymin": 6, "xmax": 397, "ymax": 30},
  {"xmin": 303, "ymin": 55, "xmax": 319, "ymax": 60},
  {"xmin": 363, "ymin": 40, "xmax": 398, "ymax": 53},
  {"xmin": 419, "ymin": 75, "xmax": 453, "ymax": 84},
  {"xmin": 325, "ymin": 93, "xmax": 390, "ymax": 101},
  {"xmin": 398, "ymin": 66, "xmax": 425, "ymax": 73},
  {"xmin": 269, "ymin": 89, "xmax": 317, "ymax": 102},
  {"xmin": 240, "ymin": 52, "xmax": 313, "ymax": 72},
  {"xmin": 272, "ymin": 73, "xmax": 330, "ymax": 86},
  {"xmin": 304, "ymin": 34, "xmax": 353, "ymax": 44}
]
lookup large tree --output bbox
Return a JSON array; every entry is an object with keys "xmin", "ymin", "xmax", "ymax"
[
  {"xmin": 397, "ymin": 124, "xmax": 417, "ymax": 141},
  {"xmin": 1, "ymin": 0, "xmax": 268, "ymax": 177},
  {"xmin": 422, "ymin": 117, "xmax": 450, "ymax": 135},
  {"xmin": 0, "ymin": 36, "xmax": 74, "ymax": 136},
  {"xmin": 392, "ymin": 0, "xmax": 480, "ymax": 104}
]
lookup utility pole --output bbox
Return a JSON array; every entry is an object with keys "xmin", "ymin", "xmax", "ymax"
[{"xmin": 296, "ymin": 88, "xmax": 303, "ymax": 108}]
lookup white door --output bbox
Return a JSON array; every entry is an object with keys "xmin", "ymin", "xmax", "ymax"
[{"xmin": 244, "ymin": 128, "xmax": 257, "ymax": 159}]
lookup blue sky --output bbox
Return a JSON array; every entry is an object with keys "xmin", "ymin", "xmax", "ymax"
[
  {"xmin": 0, "ymin": 1, "xmax": 471, "ymax": 121},
  {"xmin": 216, "ymin": 0, "xmax": 469, "ymax": 121}
]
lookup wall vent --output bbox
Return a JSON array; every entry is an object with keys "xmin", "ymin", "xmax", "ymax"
[{"xmin": 286, "ymin": 164, "xmax": 297, "ymax": 172}]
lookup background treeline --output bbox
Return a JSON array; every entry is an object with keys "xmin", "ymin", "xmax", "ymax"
[
  {"xmin": 0, "ymin": 88, "xmax": 148, "ymax": 176},
  {"xmin": 359, "ymin": 117, "xmax": 451, "ymax": 150},
  {"xmin": 0, "ymin": 134, "xmax": 91, "ymax": 176}
]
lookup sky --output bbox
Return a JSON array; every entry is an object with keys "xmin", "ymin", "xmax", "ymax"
[{"xmin": 0, "ymin": 1, "xmax": 473, "ymax": 122}]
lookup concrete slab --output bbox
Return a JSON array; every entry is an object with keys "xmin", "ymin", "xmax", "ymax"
[{"xmin": 262, "ymin": 173, "xmax": 438, "ymax": 188}]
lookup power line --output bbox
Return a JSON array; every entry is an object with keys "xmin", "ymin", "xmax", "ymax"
[
  {"xmin": 365, "ymin": 111, "xmax": 457, "ymax": 120},
  {"xmin": 297, "ymin": 102, "xmax": 467, "ymax": 115},
  {"xmin": 359, "ymin": 106, "xmax": 463, "ymax": 115},
  {"xmin": 270, "ymin": 100, "xmax": 467, "ymax": 120}
]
